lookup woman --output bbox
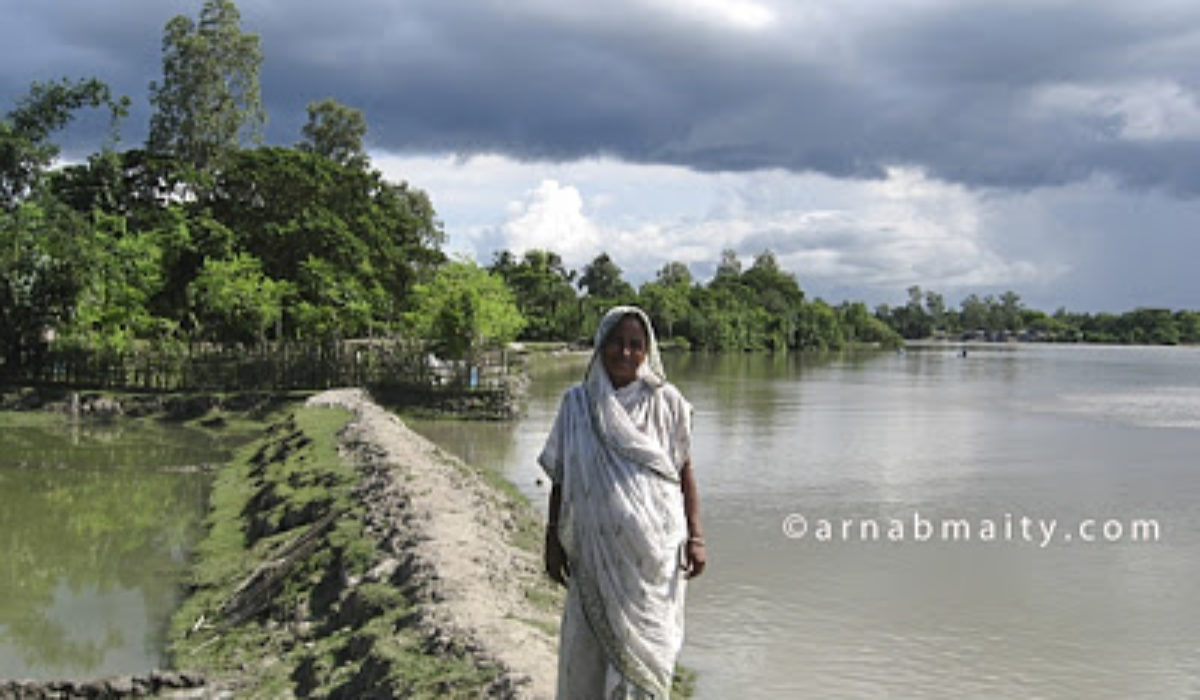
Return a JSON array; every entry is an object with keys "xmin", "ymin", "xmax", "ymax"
[{"xmin": 539, "ymin": 305, "xmax": 706, "ymax": 699}]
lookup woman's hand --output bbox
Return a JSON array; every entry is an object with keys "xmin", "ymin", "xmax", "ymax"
[
  {"xmin": 684, "ymin": 539, "xmax": 707, "ymax": 579},
  {"xmin": 680, "ymin": 460, "xmax": 706, "ymax": 579},
  {"xmin": 544, "ymin": 527, "xmax": 570, "ymax": 586}
]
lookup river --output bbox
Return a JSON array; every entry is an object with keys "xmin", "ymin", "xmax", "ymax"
[{"xmin": 408, "ymin": 344, "xmax": 1200, "ymax": 699}]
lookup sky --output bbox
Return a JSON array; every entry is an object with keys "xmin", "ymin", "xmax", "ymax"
[{"xmin": 3, "ymin": 0, "xmax": 1199, "ymax": 312}]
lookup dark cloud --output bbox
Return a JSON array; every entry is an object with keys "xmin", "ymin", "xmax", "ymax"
[{"xmin": 3, "ymin": 0, "xmax": 1200, "ymax": 194}]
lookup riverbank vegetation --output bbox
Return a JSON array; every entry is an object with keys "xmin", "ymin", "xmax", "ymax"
[{"xmin": 876, "ymin": 286, "xmax": 1200, "ymax": 344}]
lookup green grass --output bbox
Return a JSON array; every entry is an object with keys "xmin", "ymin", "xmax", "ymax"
[{"xmin": 168, "ymin": 404, "xmax": 506, "ymax": 697}]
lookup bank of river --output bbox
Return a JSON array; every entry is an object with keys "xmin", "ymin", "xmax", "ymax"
[{"xmin": 160, "ymin": 388, "xmax": 560, "ymax": 698}]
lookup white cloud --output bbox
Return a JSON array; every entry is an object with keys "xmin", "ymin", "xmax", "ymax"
[
  {"xmin": 374, "ymin": 152, "xmax": 1073, "ymax": 301},
  {"xmin": 1029, "ymin": 80, "xmax": 1200, "ymax": 142},
  {"xmin": 501, "ymin": 179, "xmax": 602, "ymax": 260},
  {"xmin": 650, "ymin": 0, "xmax": 776, "ymax": 31}
]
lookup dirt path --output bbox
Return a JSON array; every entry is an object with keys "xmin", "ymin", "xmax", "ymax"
[{"xmin": 305, "ymin": 389, "xmax": 558, "ymax": 699}]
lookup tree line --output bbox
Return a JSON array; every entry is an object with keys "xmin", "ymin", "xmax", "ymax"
[
  {"xmin": 877, "ymin": 286, "xmax": 1200, "ymax": 345},
  {"xmin": 488, "ymin": 248, "xmax": 903, "ymax": 352}
]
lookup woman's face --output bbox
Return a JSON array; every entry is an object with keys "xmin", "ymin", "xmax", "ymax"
[{"xmin": 601, "ymin": 315, "xmax": 648, "ymax": 389}]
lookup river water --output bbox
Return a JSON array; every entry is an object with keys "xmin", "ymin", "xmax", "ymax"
[
  {"xmin": 0, "ymin": 416, "xmax": 238, "ymax": 681},
  {"xmin": 409, "ymin": 344, "xmax": 1200, "ymax": 699}
]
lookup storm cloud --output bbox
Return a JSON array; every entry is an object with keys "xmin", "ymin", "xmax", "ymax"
[
  {"xmin": 5, "ymin": 0, "xmax": 1200, "ymax": 194},
  {"xmin": 4, "ymin": 0, "xmax": 1199, "ymax": 311}
]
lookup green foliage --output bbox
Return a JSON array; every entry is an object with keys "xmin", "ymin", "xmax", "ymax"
[
  {"xmin": 148, "ymin": 0, "xmax": 265, "ymax": 172},
  {"xmin": 60, "ymin": 211, "xmax": 167, "ymax": 355},
  {"xmin": 796, "ymin": 299, "xmax": 845, "ymax": 351},
  {"xmin": 205, "ymin": 147, "xmax": 443, "ymax": 332},
  {"xmin": 406, "ymin": 260, "xmax": 526, "ymax": 360},
  {"xmin": 836, "ymin": 301, "xmax": 904, "ymax": 349},
  {"xmin": 639, "ymin": 263, "xmax": 691, "ymax": 340},
  {"xmin": 299, "ymin": 98, "xmax": 368, "ymax": 168},
  {"xmin": 38, "ymin": 138, "xmax": 446, "ymax": 347},
  {"xmin": 872, "ymin": 286, "xmax": 1197, "ymax": 346},
  {"xmin": 189, "ymin": 253, "xmax": 294, "ymax": 344},
  {"xmin": 578, "ymin": 252, "xmax": 636, "ymax": 301},
  {"xmin": 489, "ymin": 249, "xmax": 581, "ymax": 341},
  {"xmin": 0, "ymin": 198, "xmax": 89, "ymax": 373},
  {"xmin": 1, "ymin": 77, "xmax": 126, "ymax": 210}
]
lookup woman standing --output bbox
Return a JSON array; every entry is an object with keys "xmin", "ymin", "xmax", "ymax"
[{"xmin": 540, "ymin": 306, "xmax": 706, "ymax": 698}]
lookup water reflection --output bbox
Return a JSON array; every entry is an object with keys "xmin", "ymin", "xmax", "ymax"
[{"xmin": 0, "ymin": 417, "xmax": 228, "ymax": 680}]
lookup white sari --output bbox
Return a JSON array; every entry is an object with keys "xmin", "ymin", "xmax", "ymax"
[{"xmin": 539, "ymin": 307, "xmax": 693, "ymax": 699}]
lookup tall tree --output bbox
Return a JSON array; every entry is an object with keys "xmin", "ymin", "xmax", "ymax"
[
  {"xmin": 147, "ymin": 0, "xmax": 265, "ymax": 172},
  {"xmin": 639, "ymin": 261, "xmax": 692, "ymax": 339},
  {"xmin": 489, "ymin": 249, "xmax": 579, "ymax": 341},
  {"xmin": 655, "ymin": 260, "xmax": 692, "ymax": 287},
  {"xmin": 578, "ymin": 252, "xmax": 635, "ymax": 300},
  {"xmin": 960, "ymin": 293, "xmax": 988, "ymax": 331},
  {"xmin": 925, "ymin": 290, "xmax": 948, "ymax": 332},
  {"xmin": 714, "ymin": 248, "xmax": 742, "ymax": 281},
  {"xmin": 299, "ymin": 98, "xmax": 368, "ymax": 168}
]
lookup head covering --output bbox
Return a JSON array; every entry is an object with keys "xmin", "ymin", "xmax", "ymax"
[
  {"xmin": 582, "ymin": 305, "xmax": 676, "ymax": 482},
  {"xmin": 585, "ymin": 305, "xmax": 665, "ymax": 389}
]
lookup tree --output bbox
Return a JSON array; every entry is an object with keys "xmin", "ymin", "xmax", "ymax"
[
  {"xmin": 960, "ymin": 293, "xmax": 988, "ymax": 331},
  {"xmin": 189, "ymin": 253, "xmax": 292, "ymax": 345},
  {"xmin": 925, "ymin": 290, "xmax": 948, "ymax": 332},
  {"xmin": 998, "ymin": 290, "xmax": 1023, "ymax": 331},
  {"xmin": 490, "ymin": 249, "xmax": 580, "ymax": 341},
  {"xmin": 0, "ymin": 198, "xmax": 89, "ymax": 373},
  {"xmin": 204, "ymin": 147, "xmax": 445, "ymax": 328},
  {"xmin": 656, "ymin": 261, "xmax": 692, "ymax": 287},
  {"xmin": 60, "ymin": 211, "xmax": 166, "ymax": 355},
  {"xmin": 578, "ymin": 252, "xmax": 635, "ymax": 300},
  {"xmin": 1175, "ymin": 310, "xmax": 1200, "ymax": 344},
  {"xmin": 148, "ymin": 0, "xmax": 265, "ymax": 172},
  {"xmin": 406, "ymin": 261, "xmax": 525, "ymax": 360},
  {"xmin": 796, "ymin": 299, "xmax": 845, "ymax": 351},
  {"xmin": 837, "ymin": 301, "xmax": 903, "ymax": 349},
  {"xmin": 1, "ymin": 78, "xmax": 126, "ymax": 210},
  {"xmin": 714, "ymin": 248, "xmax": 742, "ymax": 281},
  {"xmin": 299, "ymin": 98, "xmax": 368, "ymax": 168},
  {"xmin": 639, "ymin": 261, "xmax": 693, "ymax": 340}
]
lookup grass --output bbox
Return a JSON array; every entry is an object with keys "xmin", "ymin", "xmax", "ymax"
[{"xmin": 167, "ymin": 404, "xmax": 508, "ymax": 697}]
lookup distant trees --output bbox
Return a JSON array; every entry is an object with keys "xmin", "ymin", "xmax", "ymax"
[
  {"xmin": 489, "ymin": 250, "xmax": 580, "ymax": 341},
  {"xmin": 872, "ymin": 286, "xmax": 1198, "ymax": 345},
  {"xmin": 639, "ymin": 262, "xmax": 692, "ymax": 341},
  {"xmin": 484, "ymin": 247, "xmax": 903, "ymax": 352},
  {"xmin": 405, "ymin": 261, "xmax": 524, "ymax": 360}
]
